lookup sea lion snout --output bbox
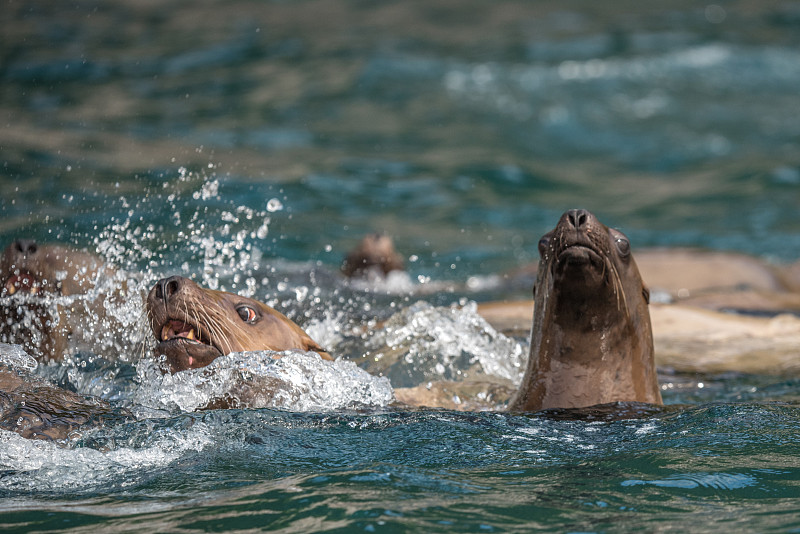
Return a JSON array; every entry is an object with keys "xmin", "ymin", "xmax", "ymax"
[
  {"xmin": 13, "ymin": 239, "xmax": 38, "ymax": 256},
  {"xmin": 563, "ymin": 208, "xmax": 592, "ymax": 230},
  {"xmin": 2, "ymin": 239, "xmax": 44, "ymax": 296},
  {"xmin": 549, "ymin": 209, "xmax": 606, "ymax": 269},
  {"xmin": 152, "ymin": 275, "xmax": 183, "ymax": 304}
]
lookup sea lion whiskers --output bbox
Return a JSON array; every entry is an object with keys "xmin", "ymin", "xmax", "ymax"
[
  {"xmin": 605, "ymin": 255, "xmax": 629, "ymax": 319},
  {"xmin": 203, "ymin": 299, "xmax": 240, "ymax": 354},
  {"xmin": 190, "ymin": 299, "xmax": 223, "ymax": 352},
  {"xmin": 207, "ymin": 306, "xmax": 234, "ymax": 354}
]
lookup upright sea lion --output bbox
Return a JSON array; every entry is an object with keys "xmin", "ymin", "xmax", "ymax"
[
  {"xmin": 341, "ymin": 233, "xmax": 405, "ymax": 279},
  {"xmin": 146, "ymin": 276, "xmax": 332, "ymax": 372},
  {"xmin": 0, "ymin": 239, "xmax": 116, "ymax": 361},
  {"xmin": 508, "ymin": 209, "xmax": 662, "ymax": 411}
]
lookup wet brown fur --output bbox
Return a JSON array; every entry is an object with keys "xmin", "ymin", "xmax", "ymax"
[{"xmin": 0, "ymin": 366, "xmax": 126, "ymax": 441}]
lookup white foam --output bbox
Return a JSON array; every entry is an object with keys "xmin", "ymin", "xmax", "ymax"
[
  {"xmin": 131, "ymin": 350, "xmax": 394, "ymax": 413},
  {"xmin": 0, "ymin": 420, "xmax": 215, "ymax": 492},
  {"xmin": 0, "ymin": 343, "xmax": 38, "ymax": 371},
  {"xmin": 366, "ymin": 300, "xmax": 525, "ymax": 383}
]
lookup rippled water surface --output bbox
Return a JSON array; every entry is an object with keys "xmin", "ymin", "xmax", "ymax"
[{"xmin": 2, "ymin": 0, "xmax": 800, "ymax": 531}]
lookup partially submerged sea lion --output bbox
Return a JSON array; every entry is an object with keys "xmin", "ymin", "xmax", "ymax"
[
  {"xmin": 341, "ymin": 233, "xmax": 404, "ymax": 279},
  {"xmin": 0, "ymin": 365, "xmax": 126, "ymax": 441},
  {"xmin": 146, "ymin": 276, "xmax": 332, "ymax": 372},
  {"xmin": 0, "ymin": 240, "xmax": 116, "ymax": 361},
  {"xmin": 508, "ymin": 209, "xmax": 662, "ymax": 411}
]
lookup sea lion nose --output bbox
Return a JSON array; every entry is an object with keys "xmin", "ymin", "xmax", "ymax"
[
  {"xmin": 155, "ymin": 276, "xmax": 183, "ymax": 302},
  {"xmin": 565, "ymin": 209, "xmax": 591, "ymax": 230},
  {"xmin": 13, "ymin": 239, "xmax": 38, "ymax": 255}
]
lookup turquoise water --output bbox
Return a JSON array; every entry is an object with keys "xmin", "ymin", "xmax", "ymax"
[{"xmin": 3, "ymin": 1, "xmax": 800, "ymax": 531}]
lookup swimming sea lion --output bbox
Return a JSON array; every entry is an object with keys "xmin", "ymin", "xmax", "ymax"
[
  {"xmin": 508, "ymin": 209, "xmax": 662, "ymax": 411},
  {"xmin": 146, "ymin": 276, "xmax": 332, "ymax": 372},
  {"xmin": 0, "ymin": 240, "xmax": 115, "ymax": 361},
  {"xmin": 341, "ymin": 233, "xmax": 404, "ymax": 279},
  {"xmin": 0, "ymin": 366, "xmax": 127, "ymax": 441}
]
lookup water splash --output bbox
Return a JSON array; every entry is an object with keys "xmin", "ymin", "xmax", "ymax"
[
  {"xmin": 0, "ymin": 417, "xmax": 216, "ymax": 492},
  {"xmin": 361, "ymin": 301, "xmax": 525, "ymax": 387},
  {"xmin": 131, "ymin": 351, "xmax": 394, "ymax": 413},
  {"xmin": 0, "ymin": 343, "xmax": 38, "ymax": 371},
  {"xmin": 90, "ymin": 168, "xmax": 282, "ymax": 298}
]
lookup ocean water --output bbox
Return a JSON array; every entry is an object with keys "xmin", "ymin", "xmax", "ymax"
[{"xmin": 2, "ymin": 1, "xmax": 800, "ymax": 531}]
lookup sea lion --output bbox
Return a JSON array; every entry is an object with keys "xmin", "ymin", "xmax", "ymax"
[
  {"xmin": 342, "ymin": 233, "xmax": 405, "ymax": 279},
  {"xmin": 0, "ymin": 239, "xmax": 116, "ymax": 361},
  {"xmin": 508, "ymin": 209, "xmax": 662, "ymax": 411},
  {"xmin": 146, "ymin": 275, "xmax": 332, "ymax": 372},
  {"xmin": 0, "ymin": 365, "xmax": 126, "ymax": 441}
]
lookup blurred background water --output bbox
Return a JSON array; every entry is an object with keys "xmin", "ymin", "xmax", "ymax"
[{"xmin": 2, "ymin": 1, "xmax": 800, "ymax": 532}]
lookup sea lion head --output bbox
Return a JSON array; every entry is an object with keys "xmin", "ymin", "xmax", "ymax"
[
  {"xmin": 146, "ymin": 276, "xmax": 331, "ymax": 373},
  {"xmin": 341, "ymin": 233, "xmax": 405, "ymax": 278},
  {"xmin": 1, "ymin": 239, "xmax": 102, "ymax": 297},
  {"xmin": 537, "ymin": 209, "xmax": 648, "ymax": 308},
  {"xmin": 509, "ymin": 209, "xmax": 662, "ymax": 411},
  {"xmin": 0, "ymin": 240, "xmax": 110, "ymax": 361}
]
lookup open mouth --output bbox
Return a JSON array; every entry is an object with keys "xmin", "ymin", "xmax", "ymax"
[
  {"xmin": 158, "ymin": 319, "xmax": 214, "ymax": 347},
  {"xmin": 151, "ymin": 315, "xmax": 225, "ymax": 372},
  {"xmin": 4, "ymin": 272, "xmax": 41, "ymax": 296}
]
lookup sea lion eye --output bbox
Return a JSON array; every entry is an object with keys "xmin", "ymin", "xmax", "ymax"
[
  {"xmin": 237, "ymin": 306, "xmax": 257, "ymax": 323},
  {"xmin": 615, "ymin": 237, "xmax": 630, "ymax": 257}
]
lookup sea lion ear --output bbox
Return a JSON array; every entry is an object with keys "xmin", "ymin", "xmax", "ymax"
[
  {"xmin": 537, "ymin": 231, "xmax": 553, "ymax": 257},
  {"xmin": 642, "ymin": 284, "xmax": 650, "ymax": 305}
]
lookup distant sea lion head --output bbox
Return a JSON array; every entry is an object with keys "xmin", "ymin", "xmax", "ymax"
[
  {"xmin": 1, "ymin": 239, "xmax": 102, "ymax": 297},
  {"xmin": 341, "ymin": 233, "xmax": 404, "ymax": 278},
  {"xmin": 146, "ymin": 276, "xmax": 331, "ymax": 373},
  {"xmin": 509, "ymin": 209, "xmax": 662, "ymax": 411}
]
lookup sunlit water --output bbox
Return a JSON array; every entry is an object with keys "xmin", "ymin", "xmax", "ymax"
[{"xmin": 3, "ymin": 1, "xmax": 800, "ymax": 531}]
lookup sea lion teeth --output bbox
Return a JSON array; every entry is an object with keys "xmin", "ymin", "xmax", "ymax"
[
  {"xmin": 6, "ymin": 283, "xmax": 15, "ymax": 296},
  {"xmin": 186, "ymin": 328, "xmax": 196, "ymax": 341}
]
